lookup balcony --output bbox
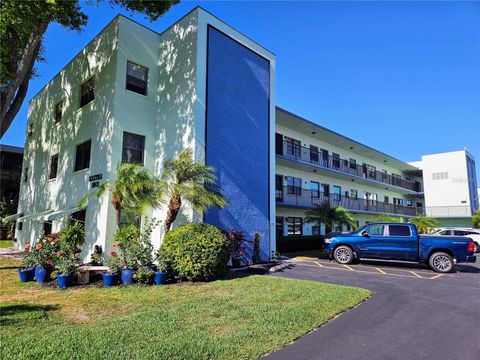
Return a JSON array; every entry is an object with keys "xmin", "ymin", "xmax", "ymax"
[
  {"xmin": 276, "ymin": 186, "xmax": 421, "ymax": 217},
  {"xmin": 276, "ymin": 140, "xmax": 422, "ymax": 193}
]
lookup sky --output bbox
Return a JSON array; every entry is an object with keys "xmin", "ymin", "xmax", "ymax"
[{"xmin": 1, "ymin": 0, "xmax": 479, "ymax": 178}]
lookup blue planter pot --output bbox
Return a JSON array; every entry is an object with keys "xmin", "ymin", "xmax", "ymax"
[
  {"xmin": 35, "ymin": 266, "xmax": 53, "ymax": 284},
  {"xmin": 102, "ymin": 273, "xmax": 119, "ymax": 287},
  {"xmin": 18, "ymin": 267, "xmax": 35, "ymax": 282},
  {"xmin": 153, "ymin": 271, "xmax": 168, "ymax": 285},
  {"xmin": 121, "ymin": 268, "xmax": 136, "ymax": 285},
  {"xmin": 57, "ymin": 273, "xmax": 76, "ymax": 289}
]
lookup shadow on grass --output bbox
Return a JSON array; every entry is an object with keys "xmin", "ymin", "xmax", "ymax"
[{"xmin": 0, "ymin": 303, "xmax": 59, "ymax": 326}]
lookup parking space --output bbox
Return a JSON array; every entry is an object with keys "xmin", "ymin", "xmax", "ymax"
[
  {"xmin": 286, "ymin": 257, "xmax": 461, "ymax": 280},
  {"xmin": 267, "ymin": 257, "xmax": 480, "ymax": 360}
]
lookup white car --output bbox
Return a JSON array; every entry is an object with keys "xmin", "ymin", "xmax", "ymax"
[{"xmin": 432, "ymin": 228, "xmax": 480, "ymax": 253}]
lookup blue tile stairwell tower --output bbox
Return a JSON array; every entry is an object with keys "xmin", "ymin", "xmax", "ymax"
[{"xmin": 204, "ymin": 26, "xmax": 271, "ymax": 261}]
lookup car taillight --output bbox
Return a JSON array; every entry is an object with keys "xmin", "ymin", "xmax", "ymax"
[{"xmin": 467, "ymin": 240, "xmax": 475, "ymax": 253}]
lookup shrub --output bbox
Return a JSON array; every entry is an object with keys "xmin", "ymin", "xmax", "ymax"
[
  {"xmin": 227, "ymin": 230, "xmax": 245, "ymax": 258},
  {"xmin": 134, "ymin": 267, "xmax": 153, "ymax": 284},
  {"xmin": 105, "ymin": 251, "xmax": 122, "ymax": 274},
  {"xmin": 56, "ymin": 251, "xmax": 78, "ymax": 275},
  {"xmin": 158, "ymin": 223, "xmax": 229, "ymax": 281},
  {"xmin": 59, "ymin": 222, "xmax": 85, "ymax": 251},
  {"xmin": 30, "ymin": 233, "xmax": 61, "ymax": 268},
  {"xmin": 252, "ymin": 232, "xmax": 261, "ymax": 264},
  {"xmin": 276, "ymin": 235, "xmax": 324, "ymax": 253}
]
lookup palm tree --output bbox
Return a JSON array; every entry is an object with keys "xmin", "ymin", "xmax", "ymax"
[
  {"xmin": 409, "ymin": 214, "xmax": 439, "ymax": 234},
  {"xmin": 80, "ymin": 163, "xmax": 163, "ymax": 229},
  {"xmin": 374, "ymin": 215, "xmax": 404, "ymax": 223},
  {"xmin": 305, "ymin": 201, "xmax": 357, "ymax": 234},
  {"xmin": 161, "ymin": 148, "xmax": 226, "ymax": 232}
]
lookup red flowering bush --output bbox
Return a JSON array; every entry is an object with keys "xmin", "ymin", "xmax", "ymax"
[
  {"xmin": 29, "ymin": 233, "xmax": 61, "ymax": 268},
  {"xmin": 227, "ymin": 230, "xmax": 246, "ymax": 258}
]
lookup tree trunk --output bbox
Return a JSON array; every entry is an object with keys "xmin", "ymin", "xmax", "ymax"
[
  {"xmin": 326, "ymin": 223, "xmax": 332, "ymax": 234},
  {"xmin": 165, "ymin": 196, "xmax": 181, "ymax": 233},
  {"xmin": 111, "ymin": 196, "xmax": 122, "ymax": 230}
]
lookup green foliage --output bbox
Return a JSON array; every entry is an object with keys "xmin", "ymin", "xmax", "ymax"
[
  {"xmin": 374, "ymin": 215, "xmax": 404, "ymax": 223},
  {"xmin": 158, "ymin": 223, "xmax": 230, "ymax": 281},
  {"xmin": 105, "ymin": 251, "xmax": 122, "ymax": 274},
  {"xmin": 134, "ymin": 267, "xmax": 153, "ymax": 284},
  {"xmin": 113, "ymin": 218, "xmax": 159, "ymax": 268},
  {"xmin": 0, "ymin": 197, "xmax": 17, "ymax": 239},
  {"xmin": 162, "ymin": 148, "xmax": 226, "ymax": 231},
  {"xmin": 305, "ymin": 202, "xmax": 357, "ymax": 233},
  {"xmin": 21, "ymin": 249, "xmax": 36, "ymax": 269},
  {"xmin": 409, "ymin": 215, "xmax": 440, "ymax": 234},
  {"xmin": 472, "ymin": 211, "xmax": 480, "ymax": 229},
  {"xmin": 252, "ymin": 232, "xmax": 261, "ymax": 264},
  {"xmin": 29, "ymin": 233, "xmax": 61, "ymax": 268},
  {"xmin": 0, "ymin": 0, "xmax": 178, "ymax": 137},
  {"xmin": 59, "ymin": 221, "xmax": 85, "ymax": 251},
  {"xmin": 81, "ymin": 163, "xmax": 164, "ymax": 228},
  {"xmin": 56, "ymin": 251, "xmax": 78, "ymax": 275}
]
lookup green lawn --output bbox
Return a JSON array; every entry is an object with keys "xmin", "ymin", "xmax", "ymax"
[
  {"xmin": 0, "ymin": 256, "xmax": 370, "ymax": 360},
  {"xmin": 0, "ymin": 240, "xmax": 13, "ymax": 248}
]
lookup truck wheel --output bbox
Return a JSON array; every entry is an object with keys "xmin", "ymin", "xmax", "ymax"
[
  {"xmin": 333, "ymin": 246, "xmax": 354, "ymax": 265},
  {"xmin": 429, "ymin": 252, "xmax": 454, "ymax": 273}
]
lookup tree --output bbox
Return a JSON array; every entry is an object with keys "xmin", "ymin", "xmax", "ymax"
[
  {"xmin": 304, "ymin": 201, "xmax": 357, "ymax": 234},
  {"xmin": 161, "ymin": 148, "xmax": 226, "ymax": 232},
  {"xmin": 0, "ymin": 0, "xmax": 179, "ymax": 138},
  {"xmin": 409, "ymin": 214, "xmax": 439, "ymax": 234},
  {"xmin": 374, "ymin": 215, "xmax": 403, "ymax": 223},
  {"xmin": 472, "ymin": 211, "xmax": 480, "ymax": 229},
  {"xmin": 80, "ymin": 163, "xmax": 163, "ymax": 229}
]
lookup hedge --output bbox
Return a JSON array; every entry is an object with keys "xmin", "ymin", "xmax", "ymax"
[{"xmin": 277, "ymin": 235, "xmax": 325, "ymax": 253}]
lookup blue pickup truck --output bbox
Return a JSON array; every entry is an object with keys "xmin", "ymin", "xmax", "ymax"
[{"xmin": 324, "ymin": 223, "xmax": 476, "ymax": 273}]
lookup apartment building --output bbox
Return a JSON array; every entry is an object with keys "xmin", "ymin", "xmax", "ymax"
[
  {"xmin": 9, "ymin": 7, "xmax": 429, "ymax": 262},
  {"xmin": 12, "ymin": 8, "xmax": 276, "ymax": 262},
  {"xmin": 410, "ymin": 150, "xmax": 479, "ymax": 227},
  {"xmin": 275, "ymin": 108, "xmax": 424, "ymax": 236}
]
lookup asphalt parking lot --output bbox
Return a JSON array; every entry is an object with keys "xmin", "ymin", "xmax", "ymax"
[{"xmin": 266, "ymin": 257, "xmax": 480, "ymax": 360}]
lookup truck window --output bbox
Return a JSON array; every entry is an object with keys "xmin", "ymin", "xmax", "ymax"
[
  {"xmin": 389, "ymin": 225, "xmax": 411, "ymax": 237},
  {"xmin": 366, "ymin": 225, "xmax": 384, "ymax": 236}
]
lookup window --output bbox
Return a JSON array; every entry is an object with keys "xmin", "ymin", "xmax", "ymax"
[
  {"xmin": 43, "ymin": 222, "xmax": 52, "ymax": 236},
  {"xmin": 310, "ymin": 145, "xmax": 319, "ymax": 163},
  {"xmin": 286, "ymin": 177, "xmax": 302, "ymax": 195},
  {"xmin": 406, "ymin": 200, "xmax": 413, "ymax": 207},
  {"xmin": 54, "ymin": 100, "xmax": 63, "ymax": 123},
  {"xmin": 393, "ymin": 197, "xmax": 404, "ymax": 206},
  {"xmin": 416, "ymin": 202, "xmax": 423, "ymax": 208},
  {"xmin": 122, "ymin": 132, "xmax": 145, "ymax": 164},
  {"xmin": 126, "ymin": 61, "xmax": 148, "ymax": 95},
  {"xmin": 332, "ymin": 185, "xmax": 342, "ymax": 200},
  {"xmin": 276, "ymin": 216, "xmax": 284, "ymax": 237},
  {"xmin": 453, "ymin": 230, "xmax": 467, "ymax": 236},
  {"xmin": 367, "ymin": 164, "xmax": 376, "ymax": 178},
  {"xmin": 275, "ymin": 175, "xmax": 283, "ymax": 200},
  {"xmin": 321, "ymin": 149, "xmax": 329, "ymax": 162},
  {"xmin": 287, "ymin": 217, "xmax": 302, "ymax": 235},
  {"xmin": 365, "ymin": 224, "xmax": 384, "ymax": 236},
  {"xmin": 312, "ymin": 225, "xmax": 320, "ymax": 236},
  {"xmin": 80, "ymin": 76, "xmax": 95, "ymax": 107},
  {"xmin": 332, "ymin": 153, "xmax": 340, "ymax": 168},
  {"xmin": 349, "ymin": 158, "xmax": 357, "ymax": 170},
  {"xmin": 310, "ymin": 181, "xmax": 320, "ymax": 198},
  {"xmin": 17, "ymin": 222, "xmax": 23, "ymax": 231},
  {"xmin": 389, "ymin": 225, "xmax": 411, "ymax": 237},
  {"xmin": 321, "ymin": 183, "xmax": 330, "ymax": 196},
  {"xmin": 350, "ymin": 189, "xmax": 358, "ymax": 199},
  {"xmin": 49, "ymin": 154, "xmax": 59, "ymax": 179},
  {"xmin": 70, "ymin": 209, "xmax": 86, "ymax": 225},
  {"xmin": 285, "ymin": 137, "xmax": 301, "ymax": 157},
  {"xmin": 384, "ymin": 196, "xmax": 389, "ymax": 203},
  {"xmin": 432, "ymin": 172, "xmax": 449, "ymax": 180},
  {"xmin": 439, "ymin": 230, "xmax": 451, "ymax": 236},
  {"xmin": 74, "ymin": 140, "xmax": 91, "ymax": 171}
]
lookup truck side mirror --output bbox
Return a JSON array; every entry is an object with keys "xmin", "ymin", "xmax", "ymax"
[{"xmin": 361, "ymin": 231, "xmax": 369, "ymax": 237}]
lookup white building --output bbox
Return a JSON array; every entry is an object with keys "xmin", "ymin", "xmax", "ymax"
[{"xmin": 410, "ymin": 150, "xmax": 479, "ymax": 227}]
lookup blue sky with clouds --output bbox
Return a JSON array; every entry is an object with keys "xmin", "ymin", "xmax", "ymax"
[{"xmin": 2, "ymin": 1, "xmax": 479, "ymax": 177}]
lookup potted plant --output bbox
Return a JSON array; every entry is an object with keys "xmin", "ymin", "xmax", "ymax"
[
  {"xmin": 153, "ymin": 254, "xmax": 168, "ymax": 285},
  {"xmin": 103, "ymin": 251, "xmax": 122, "ymax": 287},
  {"xmin": 134, "ymin": 267, "xmax": 153, "ymax": 284},
  {"xmin": 18, "ymin": 244, "xmax": 35, "ymax": 282},
  {"xmin": 227, "ymin": 230, "xmax": 245, "ymax": 268},
  {"xmin": 31, "ymin": 234, "xmax": 61, "ymax": 283},
  {"xmin": 90, "ymin": 245, "xmax": 103, "ymax": 265},
  {"xmin": 56, "ymin": 251, "xmax": 78, "ymax": 289}
]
